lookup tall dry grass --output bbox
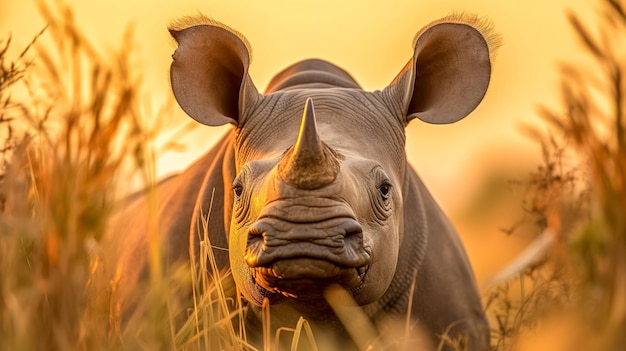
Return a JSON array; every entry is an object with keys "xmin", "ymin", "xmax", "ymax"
[
  {"xmin": 482, "ymin": 0, "xmax": 626, "ymax": 350},
  {"xmin": 0, "ymin": 0, "xmax": 160, "ymax": 349}
]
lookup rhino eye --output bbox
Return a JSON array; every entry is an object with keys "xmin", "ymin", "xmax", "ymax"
[
  {"xmin": 232, "ymin": 183, "xmax": 244, "ymax": 198},
  {"xmin": 378, "ymin": 182, "xmax": 392, "ymax": 200}
]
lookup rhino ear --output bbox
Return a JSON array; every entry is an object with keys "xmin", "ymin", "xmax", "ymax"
[
  {"xmin": 169, "ymin": 21, "xmax": 259, "ymax": 126},
  {"xmin": 390, "ymin": 16, "xmax": 499, "ymax": 125}
]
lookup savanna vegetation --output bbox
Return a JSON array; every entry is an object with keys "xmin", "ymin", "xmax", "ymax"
[{"xmin": 0, "ymin": 0, "xmax": 624, "ymax": 350}]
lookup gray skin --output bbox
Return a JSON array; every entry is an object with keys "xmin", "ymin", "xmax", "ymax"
[{"xmin": 109, "ymin": 16, "xmax": 493, "ymax": 350}]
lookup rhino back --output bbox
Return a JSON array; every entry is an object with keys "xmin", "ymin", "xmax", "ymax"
[
  {"xmin": 107, "ymin": 132, "xmax": 236, "ymax": 301},
  {"xmin": 264, "ymin": 59, "xmax": 361, "ymax": 93}
]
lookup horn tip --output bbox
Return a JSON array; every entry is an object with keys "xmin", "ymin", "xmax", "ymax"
[
  {"xmin": 300, "ymin": 97, "xmax": 317, "ymax": 131},
  {"xmin": 304, "ymin": 97, "xmax": 314, "ymax": 117}
]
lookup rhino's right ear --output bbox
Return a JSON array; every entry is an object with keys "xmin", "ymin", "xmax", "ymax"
[{"xmin": 169, "ymin": 21, "xmax": 260, "ymax": 127}]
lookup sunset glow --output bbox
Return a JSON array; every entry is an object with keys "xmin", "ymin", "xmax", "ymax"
[{"xmin": 0, "ymin": 0, "xmax": 592, "ymax": 280}]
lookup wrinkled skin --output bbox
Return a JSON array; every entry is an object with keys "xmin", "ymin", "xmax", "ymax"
[{"xmin": 108, "ymin": 15, "xmax": 496, "ymax": 350}]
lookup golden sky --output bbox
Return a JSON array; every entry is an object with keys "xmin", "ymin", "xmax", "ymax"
[{"xmin": 0, "ymin": 0, "xmax": 592, "ymax": 212}]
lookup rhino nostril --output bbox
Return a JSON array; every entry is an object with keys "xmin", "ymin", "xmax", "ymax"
[
  {"xmin": 245, "ymin": 225, "xmax": 266, "ymax": 268},
  {"xmin": 248, "ymin": 226, "xmax": 263, "ymax": 237},
  {"xmin": 246, "ymin": 226, "xmax": 265, "ymax": 248},
  {"xmin": 344, "ymin": 221, "xmax": 363, "ymax": 238}
]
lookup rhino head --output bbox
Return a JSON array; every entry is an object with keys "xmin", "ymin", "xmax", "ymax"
[
  {"xmin": 232, "ymin": 97, "xmax": 393, "ymax": 305},
  {"xmin": 168, "ymin": 17, "xmax": 493, "ymax": 309}
]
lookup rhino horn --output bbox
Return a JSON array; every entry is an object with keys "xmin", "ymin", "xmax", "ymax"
[{"xmin": 278, "ymin": 98, "xmax": 340, "ymax": 190}]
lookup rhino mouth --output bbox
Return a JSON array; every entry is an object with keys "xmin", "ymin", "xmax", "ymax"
[
  {"xmin": 251, "ymin": 258, "xmax": 369, "ymax": 299},
  {"xmin": 244, "ymin": 215, "xmax": 371, "ymax": 299}
]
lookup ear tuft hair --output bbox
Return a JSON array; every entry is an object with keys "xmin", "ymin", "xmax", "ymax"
[
  {"xmin": 168, "ymin": 14, "xmax": 253, "ymax": 61},
  {"xmin": 413, "ymin": 13, "xmax": 502, "ymax": 64}
]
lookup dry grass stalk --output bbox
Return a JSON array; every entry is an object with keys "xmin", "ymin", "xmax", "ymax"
[{"xmin": 0, "ymin": 0, "xmax": 158, "ymax": 349}]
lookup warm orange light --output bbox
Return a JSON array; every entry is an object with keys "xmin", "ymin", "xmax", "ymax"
[{"xmin": 0, "ymin": 0, "xmax": 593, "ymax": 285}]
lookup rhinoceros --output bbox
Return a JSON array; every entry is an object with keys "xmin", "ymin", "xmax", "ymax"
[{"xmin": 109, "ymin": 14, "xmax": 497, "ymax": 350}]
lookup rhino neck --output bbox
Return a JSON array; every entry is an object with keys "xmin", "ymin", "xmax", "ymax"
[{"xmin": 264, "ymin": 59, "xmax": 361, "ymax": 93}]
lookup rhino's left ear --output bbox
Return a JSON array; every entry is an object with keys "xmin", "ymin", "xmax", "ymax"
[
  {"xmin": 389, "ymin": 16, "xmax": 500, "ymax": 125},
  {"xmin": 169, "ymin": 19, "xmax": 260, "ymax": 127}
]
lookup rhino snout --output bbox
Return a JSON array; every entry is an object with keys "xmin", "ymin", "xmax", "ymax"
[{"xmin": 244, "ymin": 217, "xmax": 369, "ymax": 269}]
